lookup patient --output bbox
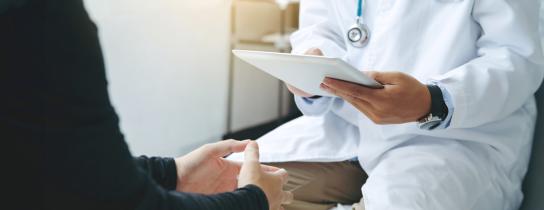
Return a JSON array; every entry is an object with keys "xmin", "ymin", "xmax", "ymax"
[{"xmin": 2, "ymin": 0, "xmax": 292, "ymax": 209}]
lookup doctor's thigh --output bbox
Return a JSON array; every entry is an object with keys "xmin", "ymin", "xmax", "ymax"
[
  {"xmin": 362, "ymin": 139, "xmax": 514, "ymax": 210},
  {"xmin": 267, "ymin": 161, "xmax": 368, "ymax": 210}
]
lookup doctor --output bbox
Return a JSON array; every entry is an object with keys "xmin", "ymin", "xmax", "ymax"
[{"xmin": 229, "ymin": 0, "xmax": 544, "ymax": 209}]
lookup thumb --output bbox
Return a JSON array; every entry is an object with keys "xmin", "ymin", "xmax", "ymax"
[
  {"xmin": 365, "ymin": 71, "xmax": 402, "ymax": 85},
  {"xmin": 273, "ymin": 168, "xmax": 289, "ymax": 185},
  {"xmin": 240, "ymin": 142, "xmax": 260, "ymax": 174}
]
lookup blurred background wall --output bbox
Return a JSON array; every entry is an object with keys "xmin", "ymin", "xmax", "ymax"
[
  {"xmin": 84, "ymin": 0, "xmax": 300, "ymax": 157},
  {"xmin": 84, "ymin": 0, "xmax": 233, "ymax": 156}
]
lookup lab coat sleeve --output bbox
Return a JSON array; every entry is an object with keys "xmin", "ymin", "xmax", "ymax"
[
  {"xmin": 290, "ymin": 0, "xmax": 346, "ymax": 116},
  {"xmin": 432, "ymin": 0, "xmax": 544, "ymax": 129},
  {"xmin": 294, "ymin": 96, "xmax": 335, "ymax": 116}
]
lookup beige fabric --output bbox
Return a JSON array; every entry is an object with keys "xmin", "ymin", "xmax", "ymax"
[{"xmin": 268, "ymin": 162, "xmax": 368, "ymax": 210}]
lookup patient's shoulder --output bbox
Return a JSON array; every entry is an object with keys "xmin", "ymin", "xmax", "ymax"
[{"xmin": 0, "ymin": 0, "xmax": 31, "ymax": 15}]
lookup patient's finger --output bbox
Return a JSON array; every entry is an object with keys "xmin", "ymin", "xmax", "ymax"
[
  {"xmin": 261, "ymin": 164, "xmax": 281, "ymax": 172},
  {"xmin": 274, "ymin": 169, "xmax": 289, "ymax": 185},
  {"xmin": 281, "ymin": 191, "xmax": 294, "ymax": 204},
  {"xmin": 207, "ymin": 140, "xmax": 251, "ymax": 157},
  {"xmin": 240, "ymin": 142, "xmax": 260, "ymax": 175},
  {"xmin": 223, "ymin": 159, "xmax": 243, "ymax": 170}
]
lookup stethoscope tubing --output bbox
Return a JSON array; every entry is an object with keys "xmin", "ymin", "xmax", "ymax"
[{"xmin": 357, "ymin": 0, "xmax": 363, "ymax": 17}]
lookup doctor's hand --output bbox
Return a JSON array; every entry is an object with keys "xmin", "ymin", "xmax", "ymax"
[
  {"xmin": 238, "ymin": 142, "xmax": 293, "ymax": 210},
  {"xmin": 286, "ymin": 48, "xmax": 324, "ymax": 98},
  {"xmin": 321, "ymin": 71, "xmax": 431, "ymax": 124},
  {"xmin": 174, "ymin": 140, "xmax": 280, "ymax": 194}
]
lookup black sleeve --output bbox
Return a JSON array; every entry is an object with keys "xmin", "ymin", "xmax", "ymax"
[
  {"xmin": 0, "ymin": 1, "xmax": 269, "ymax": 210},
  {"xmin": 134, "ymin": 156, "xmax": 178, "ymax": 191},
  {"xmin": 0, "ymin": 0, "xmax": 29, "ymax": 14}
]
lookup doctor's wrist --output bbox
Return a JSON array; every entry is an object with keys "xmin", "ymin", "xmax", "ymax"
[{"xmin": 417, "ymin": 84, "xmax": 449, "ymax": 130}]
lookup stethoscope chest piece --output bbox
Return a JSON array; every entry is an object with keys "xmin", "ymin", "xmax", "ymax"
[
  {"xmin": 347, "ymin": 19, "xmax": 370, "ymax": 48},
  {"xmin": 348, "ymin": 0, "xmax": 370, "ymax": 48}
]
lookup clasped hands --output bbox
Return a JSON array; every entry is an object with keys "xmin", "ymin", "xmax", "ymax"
[
  {"xmin": 175, "ymin": 140, "xmax": 293, "ymax": 210},
  {"xmin": 287, "ymin": 48, "xmax": 432, "ymax": 124}
]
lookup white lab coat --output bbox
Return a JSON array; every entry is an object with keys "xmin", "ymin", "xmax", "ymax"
[{"xmin": 229, "ymin": 0, "xmax": 544, "ymax": 209}]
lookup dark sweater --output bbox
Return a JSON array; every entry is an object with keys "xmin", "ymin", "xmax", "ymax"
[{"xmin": 0, "ymin": 0, "xmax": 268, "ymax": 209}]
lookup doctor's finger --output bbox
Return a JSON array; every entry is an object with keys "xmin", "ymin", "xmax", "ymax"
[
  {"xmin": 364, "ymin": 71, "xmax": 379, "ymax": 79},
  {"xmin": 322, "ymin": 78, "xmax": 382, "ymax": 101},
  {"xmin": 365, "ymin": 71, "xmax": 404, "ymax": 85},
  {"xmin": 323, "ymin": 83, "xmax": 379, "ymax": 119},
  {"xmin": 304, "ymin": 47, "xmax": 323, "ymax": 56},
  {"xmin": 320, "ymin": 83, "xmax": 375, "ymax": 106}
]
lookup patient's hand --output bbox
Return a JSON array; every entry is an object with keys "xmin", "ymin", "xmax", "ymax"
[
  {"xmin": 174, "ymin": 140, "xmax": 279, "ymax": 194},
  {"xmin": 238, "ymin": 142, "xmax": 293, "ymax": 210}
]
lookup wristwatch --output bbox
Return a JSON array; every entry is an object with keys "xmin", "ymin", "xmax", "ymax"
[{"xmin": 418, "ymin": 84, "xmax": 449, "ymax": 130}]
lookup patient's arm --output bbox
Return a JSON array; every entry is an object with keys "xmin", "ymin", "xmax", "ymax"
[
  {"xmin": 1, "ymin": 1, "xmax": 269, "ymax": 209},
  {"xmin": 0, "ymin": 0, "xmax": 29, "ymax": 14},
  {"xmin": 135, "ymin": 156, "xmax": 178, "ymax": 190}
]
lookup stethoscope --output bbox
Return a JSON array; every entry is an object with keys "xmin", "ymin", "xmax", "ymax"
[{"xmin": 347, "ymin": 0, "xmax": 370, "ymax": 48}]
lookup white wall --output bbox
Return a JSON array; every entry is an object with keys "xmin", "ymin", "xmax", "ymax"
[
  {"xmin": 84, "ymin": 0, "xmax": 232, "ymax": 157},
  {"xmin": 541, "ymin": 1, "xmax": 544, "ymax": 45}
]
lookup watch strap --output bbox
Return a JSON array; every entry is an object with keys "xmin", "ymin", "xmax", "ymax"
[{"xmin": 427, "ymin": 84, "xmax": 448, "ymax": 120}]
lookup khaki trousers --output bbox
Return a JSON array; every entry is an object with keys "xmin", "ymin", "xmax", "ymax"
[{"xmin": 268, "ymin": 162, "xmax": 368, "ymax": 210}]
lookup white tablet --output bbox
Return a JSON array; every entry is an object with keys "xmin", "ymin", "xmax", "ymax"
[{"xmin": 232, "ymin": 50, "xmax": 383, "ymax": 97}]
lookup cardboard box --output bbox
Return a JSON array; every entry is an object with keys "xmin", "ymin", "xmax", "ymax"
[{"xmin": 233, "ymin": 0, "xmax": 299, "ymax": 42}]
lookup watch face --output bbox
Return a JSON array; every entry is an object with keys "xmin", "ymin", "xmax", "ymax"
[{"xmin": 418, "ymin": 118, "xmax": 442, "ymax": 130}]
